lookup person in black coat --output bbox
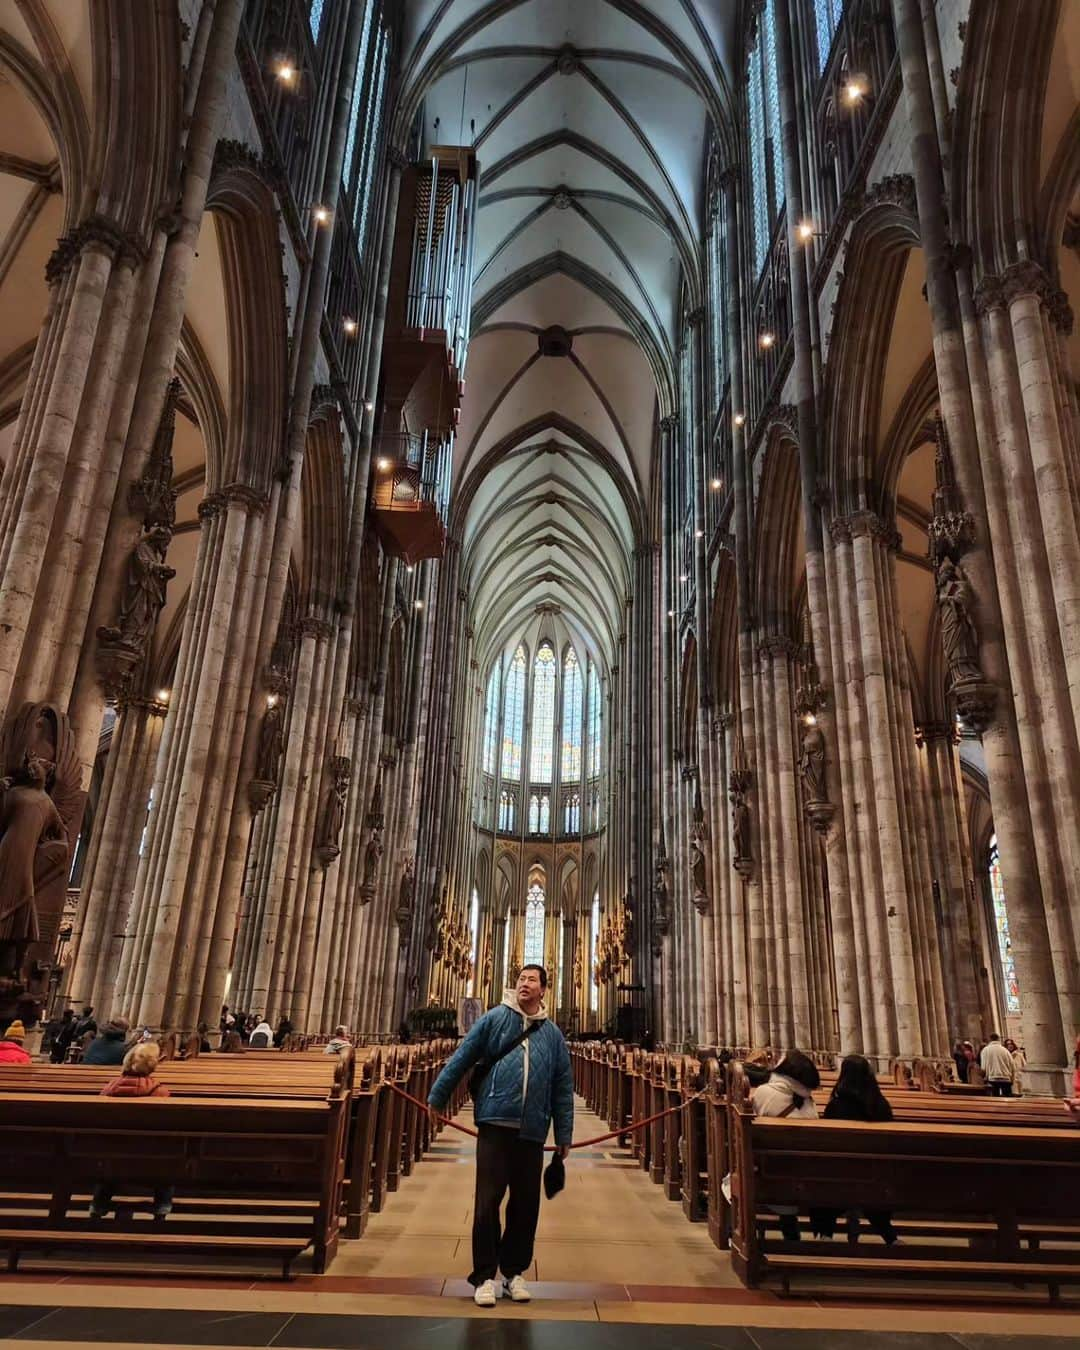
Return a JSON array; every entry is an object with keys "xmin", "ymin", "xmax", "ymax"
[{"xmin": 810, "ymin": 1055, "xmax": 898, "ymax": 1245}]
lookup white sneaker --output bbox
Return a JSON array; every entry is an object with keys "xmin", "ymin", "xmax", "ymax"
[
  {"xmin": 503, "ymin": 1274, "xmax": 531, "ymax": 1303},
  {"xmin": 473, "ymin": 1278, "xmax": 499, "ymax": 1307}
]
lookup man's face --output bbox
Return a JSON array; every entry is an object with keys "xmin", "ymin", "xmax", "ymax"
[{"xmin": 516, "ymin": 967, "xmax": 544, "ymax": 1009}]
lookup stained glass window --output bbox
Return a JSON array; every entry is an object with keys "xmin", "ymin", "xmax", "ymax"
[
  {"xmin": 524, "ymin": 883, "xmax": 546, "ymax": 968},
  {"xmin": 565, "ymin": 792, "xmax": 580, "ymax": 834},
  {"xmin": 763, "ymin": 0, "xmax": 784, "ymax": 219},
  {"xmin": 529, "ymin": 643, "xmax": 557, "ymax": 782},
  {"xmin": 814, "ymin": 0, "xmax": 845, "ymax": 70},
  {"xmin": 590, "ymin": 892, "xmax": 600, "ymax": 1012},
  {"xmin": 498, "ymin": 791, "xmax": 514, "ymax": 832},
  {"xmin": 748, "ymin": 0, "xmax": 785, "ymax": 272},
  {"xmin": 341, "ymin": 0, "xmax": 374, "ymax": 191},
  {"xmin": 587, "ymin": 661, "xmax": 602, "ymax": 778},
  {"xmin": 501, "ymin": 646, "xmax": 526, "ymax": 779},
  {"xmin": 355, "ymin": 28, "xmax": 389, "ymax": 250},
  {"xmin": 309, "ymin": 0, "xmax": 326, "ymax": 41},
  {"xmin": 528, "ymin": 794, "xmax": 540, "ymax": 834},
  {"xmin": 539, "ymin": 793, "xmax": 550, "ymax": 834},
  {"xmin": 482, "ymin": 660, "xmax": 501, "ymax": 775},
  {"xmin": 988, "ymin": 835, "xmax": 1020, "ymax": 1015},
  {"xmin": 561, "ymin": 648, "xmax": 583, "ymax": 782},
  {"xmin": 748, "ymin": 41, "xmax": 769, "ymax": 272}
]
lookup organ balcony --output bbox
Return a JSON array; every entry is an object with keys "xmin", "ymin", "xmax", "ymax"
[
  {"xmin": 369, "ymin": 432, "xmax": 451, "ymax": 564},
  {"xmin": 381, "ymin": 146, "xmax": 477, "ymax": 441}
]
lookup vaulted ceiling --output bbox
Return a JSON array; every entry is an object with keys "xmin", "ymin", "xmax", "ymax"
[{"xmin": 398, "ymin": 0, "xmax": 738, "ymax": 675}]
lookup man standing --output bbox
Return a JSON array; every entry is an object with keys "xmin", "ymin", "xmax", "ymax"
[
  {"xmin": 427, "ymin": 964, "xmax": 574, "ymax": 1307},
  {"xmin": 979, "ymin": 1033, "xmax": 1016, "ymax": 1097}
]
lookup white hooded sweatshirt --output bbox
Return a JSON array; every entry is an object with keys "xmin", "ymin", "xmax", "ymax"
[
  {"xmin": 500, "ymin": 988, "xmax": 547, "ymax": 1108},
  {"xmin": 751, "ymin": 1072, "xmax": 818, "ymax": 1119}
]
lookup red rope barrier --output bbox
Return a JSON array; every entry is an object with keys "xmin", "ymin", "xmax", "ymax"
[{"xmin": 386, "ymin": 1080, "xmax": 706, "ymax": 1152}]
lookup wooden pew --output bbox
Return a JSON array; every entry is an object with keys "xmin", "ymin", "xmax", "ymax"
[
  {"xmin": 726, "ymin": 1063, "xmax": 1080, "ymax": 1299},
  {"xmin": 0, "ymin": 1089, "xmax": 348, "ymax": 1277}
]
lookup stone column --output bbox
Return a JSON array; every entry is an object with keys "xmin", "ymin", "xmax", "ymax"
[
  {"xmin": 775, "ymin": 0, "xmax": 861, "ymax": 1054},
  {"xmin": 67, "ymin": 696, "xmax": 166, "ymax": 1011},
  {"xmin": 892, "ymin": 0, "xmax": 1067, "ymax": 1086}
]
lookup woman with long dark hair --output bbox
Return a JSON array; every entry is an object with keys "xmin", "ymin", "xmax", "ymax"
[{"xmin": 810, "ymin": 1055, "xmax": 898, "ymax": 1245}]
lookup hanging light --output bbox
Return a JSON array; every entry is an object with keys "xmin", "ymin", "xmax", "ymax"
[
  {"xmin": 758, "ymin": 330, "xmax": 776, "ymax": 350},
  {"xmin": 343, "ymin": 317, "xmax": 357, "ymax": 336},
  {"xmin": 710, "ymin": 478, "xmax": 723, "ymax": 490},
  {"xmin": 733, "ymin": 412, "xmax": 745, "ymax": 427},
  {"xmin": 843, "ymin": 76, "xmax": 868, "ymax": 105},
  {"xmin": 313, "ymin": 205, "xmax": 332, "ymax": 225},
  {"xmin": 275, "ymin": 60, "xmax": 297, "ymax": 85}
]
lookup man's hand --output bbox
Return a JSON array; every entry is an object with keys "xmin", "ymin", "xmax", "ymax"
[
  {"xmin": 557, "ymin": 1144, "xmax": 570, "ymax": 1159},
  {"xmin": 428, "ymin": 1104, "xmax": 442, "ymax": 1130}
]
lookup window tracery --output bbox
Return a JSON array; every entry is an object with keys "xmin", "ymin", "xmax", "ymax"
[
  {"xmin": 482, "ymin": 660, "xmax": 501, "ymax": 775},
  {"xmin": 501, "ymin": 645, "xmax": 526, "ymax": 779},
  {"xmin": 524, "ymin": 883, "xmax": 545, "ymax": 968},
  {"xmin": 561, "ymin": 648, "xmax": 582, "ymax": 781},
  {"xmin": 529, "ymin": 643, "xmax": 556, "ymax": 782}
]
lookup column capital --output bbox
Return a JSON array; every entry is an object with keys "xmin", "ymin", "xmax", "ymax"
[
  {"xmin": 298, "ymin": 616, "xmax": 334, "ymax": 642},
  {"xmin": 758, "ymin": 634, "xmax": 797, "ymax": 660}
]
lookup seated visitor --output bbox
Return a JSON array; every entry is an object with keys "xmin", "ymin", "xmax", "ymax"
[
  {"xmin": 809, "ymin": 1054, "xmax": 898, "ymax": 1245},
  {"xmin": 83, "ymin": 1016, "xmax": 131, "ymax": 1065},
  {"xmin": 0, "ymin": 1019, "xmax": 31, "ymax": 1064},
  {"xmin": 90, "ymin": 1042, "xmax": 174, "ymax": 1220},
  {"xmin": 324, "ymin": 1025, "xmax": 351, "ymax": 1055},
  {"xmin": 274, "ymin": 1016, "xmax": 293, "ymax": 1048},
  {"xmin": 751, "ymin": 1049, "xmax": 819, "ymax": 1243},
  {"xmin": 248, "ymin": 1019, "xmax": 273, "ymax": 1048}
]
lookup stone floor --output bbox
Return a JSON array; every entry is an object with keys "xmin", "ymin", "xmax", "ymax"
[{"xmin": 0, "ymin": 1097, "xmax": 1076, "ymax": 1347}]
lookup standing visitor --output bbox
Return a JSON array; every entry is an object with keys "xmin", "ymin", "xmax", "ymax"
[
  {"xmin": 979, "ymin": 1034, "xmax": 1016, "ymax": 1097},
  {"xmin": 426, "ymin": 964, "xmax": 573, "ymax": 1307}
]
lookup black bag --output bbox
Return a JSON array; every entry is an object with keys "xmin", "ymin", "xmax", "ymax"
[
  {"xmin": 543, "ymin": 1152, "xmax": 565, "ymax": 1199},
  {"xmin": 468, "ymin": 1020, "xmax": 540, "ymax": 1100}
]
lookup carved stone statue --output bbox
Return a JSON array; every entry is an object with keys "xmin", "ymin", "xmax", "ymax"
[
  {"xmin": 482, "ymin": 940, "xmax": 493, "ymax": 992},
  {"xmin": 690, "ymin": 829, "xmax": 709, "ymax": 916},
  {"xmin": 114, "ymin": 523, "xmax": 176, "ymax": 646},
  {"xmin": 315, "ymin": 757, "xmax": 350, "ymax": 865},
  {"xmin": 622, "ymin": 881, "xmax": 635, "ymax": 961},
  {"xmin": 360, "ymin": 825, "xmax": 383, "ymax": 902},
  {"xmin": 0, "ymin": 704, "xmax": 83, "ymax": 990},
  {"xmin": 936, "ymin": 557, "xmax": 983, "ymax": 684},
  {"xmin": 732, "ymin": 795, "xmax": 750, "ymax": 862},
  {"xmin": 508, "ymin": 932, "xmax": 523, "ymax": 984},
  {"xmin": 797, "ymin": 722, "xmax": 827, "ymax": 802},
  {"xmin": 254, "ymin": 700, "xmax": 285, "ymax": 784}
]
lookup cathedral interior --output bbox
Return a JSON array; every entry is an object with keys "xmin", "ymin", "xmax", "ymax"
[{"xmin": 0, "ymin": 0, "xmax": 1077, "ymax": 1342}]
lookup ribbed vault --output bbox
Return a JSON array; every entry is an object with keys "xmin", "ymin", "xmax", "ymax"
[{"xmin": 402, "ymin": 0, "xmax": 738, "ymax": 672}]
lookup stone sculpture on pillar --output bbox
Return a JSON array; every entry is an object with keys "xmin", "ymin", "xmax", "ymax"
[
  {"xmin": 395, "ymin": 857, "xmax": 415, "ymax": 949},
  {"xmin": 482, "ymin": 939, "xmax": 493, "ymax": 993},
  {"xmin": 314, "ymin": 756, "xmax": 351, "ymax": 866},
  {"xmin": 651, "ymin": 839, "xmax": 671, "ymax": 956},
  {"xmin": 96, "ymin": 380, "xmax": 179, "ymax": 703},
  {"xmin": 508, "ymin": 931, "xmax": 523, "ymax": 983},
  {"xmin": 249, "ymin": 695, "xmax": 285, "ymax": 811},
  {"xmin": 622, "ymin": 880, "xmax": 635, "ymax": 963},
  {"xmin": 928, "ymin": 414, "xmax": 995, "ymax": 731},
  {"xmin": 728, "ymin": 734, "xmax": 753, "ymax": 876},
  {"xmin": 794, "ymin": 661, "xmax": 835, "ymax": 835},
  {"xmin": 0, "ymin": 703, "xmax": 84, "ymax": 1021},
  {"xmin": 359, "ymin": 773, "xmax": 385, "ymax": 903},
  {"xmin": 690, "ymin": 785, "xmax": 709, "ymax": 916}
]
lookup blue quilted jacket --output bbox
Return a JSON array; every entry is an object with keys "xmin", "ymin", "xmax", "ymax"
[{"xmin": 428, "ymin": 995, "xmax": 574, "ymax": 1146}]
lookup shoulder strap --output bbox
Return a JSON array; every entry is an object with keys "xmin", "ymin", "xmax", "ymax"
[
  {"xmin": 777, "ymin": 1099, "xmax": 798, "ymax": 1118},
  {"xmin": 488, "ymin": 1018, "xmax": 541, "ymax": 1070}
]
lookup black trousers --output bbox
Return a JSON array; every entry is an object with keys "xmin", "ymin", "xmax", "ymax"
[
  {"xmin": 470, "ymin": 1125, "xmax": 544, "ymax": 1285},
  {"xmin": 987, "ymin": 1079, "xmax": 1012, "ymax": 1097}
]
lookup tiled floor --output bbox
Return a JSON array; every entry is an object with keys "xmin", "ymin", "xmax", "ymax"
[{"xmin": 0, "ymin": 1097, "xmax": 1077, "ymax": 1346}]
